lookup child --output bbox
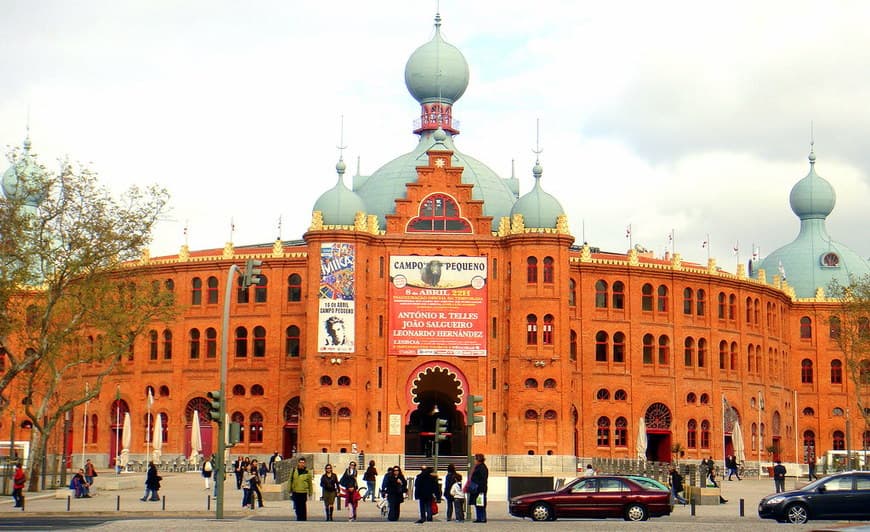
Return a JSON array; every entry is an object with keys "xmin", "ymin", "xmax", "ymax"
[
  {"xmin": 449, "ymin": 473, "xmax": 465, "ymax": 522},
  {"xmin": 343, "ymin": 482, "xmax": 361, "ymax": 521}
]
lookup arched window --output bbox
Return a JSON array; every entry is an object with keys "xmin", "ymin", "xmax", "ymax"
[
  {"xmin": 159, "ymin": 412, "xmax": 169, "ymax": 443},
  {"xmin": 337, "ymin": 376, "xmax": 351, "ymax": 386},
  {"xmin": 542, "ymin": 314, "xmax": 554, "ymax": 345},
  {"xmin": 833, "ymin": 430, "xmax": 845, "ymax": 450},
  {"xmin": 831, "ymin": 359, "xmax": 843, "ymax": 384},
  {"xmin": 700, "ymin": 393, "xmax": 710, "ymax": 404},
  {"xmin": 641, "ymin": 284, "xmax": 654, "ymax": 311},
  {"xmin": 206, "ymin": 276, "xmax": 219, "ymax": 304},
  {"xmin": 90, "ymin": 414, "xmax": 98, "ymax": 444},
  {"xmin": 686, "ymin": 392, "xmax": 697, "ymax": 404},
  {"xmin": 206, "ymin": 328, "xmax": 217, "ymax": 358},
  {"xmin": 642, "ymin": 334, "xmax": 655, "ymax": 364},
  {"xmin": 614, "ymin": 417, "xmax": 628, "ymax": 447},
  {"xmin": 657, "ymin": 285, "xmax": 669, "ymax": 312},
  {"xmin": 337, "ymin": 407, "xmax": 351, "ymax": 418},
  {"xmin": 683, "ymin": 288, "xmax": 694, "ymax": 315},
  {"xmin": 568, "ymin": 279, "xmax": 576, "ymax": 307},
  {"xmin": 612, "ymin": 281, "xmax": 625, "ymax": 309},
  {"xmin": 526, "ymin": 257, "xmax": 538, "ymax": 283},
  {"xmin": 595, "ymin": 280, "xmax": 608, "ymax": 308},
  {"xmin": 597, "ymin": 416, "xmax": 610, "ymax": 446},
  {"xmin": 236, "ymin": 276, "xmax": 250, "ymax": 304},
  {"xmin": 543, "ymin": 378, "xmax": 556, "ymax": 389},
  {"xmin": 542, "ymin": 257, "xmax": 554, "ymax": 283},
  {"xmin": 287, "ymin": 274, "xmax": 302, "ymax": 302},
  {"xmin": 253, "ymin": 274, "xmax": 268, "ymax": 303},
  {"xmin": 191, "ymin": 278, "xmax": 202, "ymax": 305},
  {"xmin": 544, "ymin": 409, "xmax": 557, "ymax": 420},
  {"xmin": 164, "ymin": 279, "xmax": 174, "ymax": 292},
  {"xmin": 658, "ymin": 335, "xmax": 670, "ymax": 365},
  {"xmin": 149, "ymin": 330, "xmax": 158, "ymax": 360},
  {"xmin": 408, "ymin": 194, "xmax": 471, "ymax": 232},
  {"xmin": 595, "ymin": 331, "xmax": 609, "ymax": 362},
  {"xmin": 525, "ymin": 409, "xmax": 539, "ymax": 420},
  {"xmin": 232, "ymin": 384, "xmax": 245, "ymax": 396},
  {"xmin": 700, "ymin": 420, "xmax": 711, "ymax": 448},
  {"xmin": 728, "ymin": 294, "xmax": 736, "ymax": 320},
  {"xmin": 613, "ymin": 332, "xmax": 625, "ymax": 363},
  {"xmin": 746, "ymin": 296, "xmax": 753, "ymax": 323},
  {"xmin": 524, "ymin": 378, "xmax": 538, "ymax": 389},
  {"xmin": 801, "ymin": 359, "xmax": 813, "ymax": 384},
  {"xmin": 596, "ymin": 388, "xmax": 610, "ymax": 400},
  {"xmin": 251, "ymin": 384, "xmax": 264, "ymax": 396},
  {"xmin": 830, "ymin": 316, "xmax": 841, "ymax": 339},
  {"xmin": 687, "ymin": 419, "xmax": 698, "ymax": 448},
  {"xmin": 162, "ymin": 330, "xmax": 172, "ymax": 360},
  {"xmin": 235, "ymin": 327, "xmax": 248, "ymax": 357},
  {"xmin": 684, "ymin": 337, "xmax": 695, "ymax": 367},
  {"xmin": 319, "ymin": 406, "xmax": 332, "ymax": 418},
  {"xmin": 696, "ymin": 289, "xmax": 706, "ymax": 316},
  {"xmin": 803, "ymin": 430, "xmax": 816, "ymax": 453},
  {"xmin": 159, "ymin": 385, "xmax": 169, "ymax": 397},
  {"xmin": 754, "ymin": 298, "xmax": 760, "ymax": 324},
  {"xmin": 253, "ymin": 326, "xmax": 266, "ymax": 357},
  {"xmin": 719, "ymin": 340, "xmax": 727, "ymax": 370},
  {"xmin": 249, "ymin": 412, "xmax": 264, "ymax": 443},
  {"xmin": 526, "ymin": 315, "xmax": 538, "ymax": 345},
  {"xmin": 569, "ymin": 330, "xmax": 577, "ymax": 361},
  {"xmin": 188, "ymin": 329, "xmax": 200, "ymax": 359},
  {"xmin": 697, "ymin": 338, "xmax": 707, "ymax": 368},
  {"xmin": 718, "ymin": 292, "xmax": 726, "ymax": 319},
  {"xmin": 802, "ymin": 407, "xmax": 815, "ymax": 416},
  {"xmin": 730, "ymin": 341, "xmax": 738, "ymax": 370},
  {"xmin": 800, "ymin": 316, "xmax": 812, "ymax": 339},
  {"xmin": 614, "ymin": 389, "xmax": 627, "ymax": 401},
  {"xmin": 231, "ymin": 412, "xmax": 245, "ymax": 443},
  {"xmin": 320, "ymin": 376, "xmax": 333, "ymax": 386},
  {"xmin": 285, "ymin": 325, "xmax": 300, "ymax": 357}
]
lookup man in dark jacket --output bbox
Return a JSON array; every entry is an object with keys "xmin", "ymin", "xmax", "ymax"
[
  {"xmin": 469, "ymin": 454, "xmax": 489, "ymax": 523},
  {"xmin": 414, "ymin": 466, "xmax": 440, "ymax": 523},
  {"xmin": 773, "ymin": 461, "xmax": 787, "ymax": 493}
]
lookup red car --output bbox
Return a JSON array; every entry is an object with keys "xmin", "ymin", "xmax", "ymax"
[{"xmin": 509, "ymin": 475, "xmax": 673, "ymax": 522}]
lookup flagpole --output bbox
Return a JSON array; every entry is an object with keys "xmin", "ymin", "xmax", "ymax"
[
  {"xmin": 81, "ymin": 382, "xmax": 89, "ymax": 469},
  {"xmin": 115, "ymin": 385, "xmax": 121, "ymax": 473},
  {"xmin": 147, "ymin": 389, "xmax": 153, "ymax": 464}
]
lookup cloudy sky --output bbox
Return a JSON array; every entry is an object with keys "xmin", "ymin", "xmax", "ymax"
[{"xmin": 2, "ymin": 0, "xmax": 868, "ymax": 269}]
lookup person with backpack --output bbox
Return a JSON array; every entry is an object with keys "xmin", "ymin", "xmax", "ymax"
[
  {"xmin": 668, "ymin": 464, "xmax": 687, "ymax": 505},
  {"xmin": 202, "ymin": 455, "xmax": 214, "ymax": 490}
]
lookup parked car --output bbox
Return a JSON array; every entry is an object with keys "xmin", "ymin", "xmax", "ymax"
[
  {"xmin": 509, "ymin": 475, "xmax": 673, "ymax": 522},
  {"xmin": 758, "ymin": 471, "xmax": 870, "ymax": 524}
]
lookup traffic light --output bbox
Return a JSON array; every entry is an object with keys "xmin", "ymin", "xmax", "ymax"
[
  {"xmin": 435, "ymin": 418, "xmax": 449, "ymax": 442},
  {"xmin": 467, "ymin": 395, "xmax": 484, "ymax": 426},
  {"xmin": 228, "ymin": 422, "xmax": 242, "ymax": 446},
  {"xmin": 207, "ymin": 390, "xmax": 222, "ymax": 424},
  {"xmin": 241, "ymin": 259, "xmax": 263, "ymax": 288}
]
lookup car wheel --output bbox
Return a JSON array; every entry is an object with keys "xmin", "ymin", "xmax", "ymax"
[
  {"xmin": 530, "ymin": 502, "xmax": 553, "ymax": 521},
  {"xmin": 785, "ymin": 503, "xmax": 809, "ymax": 524},
  {"xmin": 625, "ymin": 503, "xmax": 648, "ymax": 521}
]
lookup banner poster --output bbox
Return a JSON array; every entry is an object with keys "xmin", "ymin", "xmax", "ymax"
[
  {"xmin": 318, "ymin": 243, "xmax": 355, "ymax": 353},
  {"xmin": 389, "ymin": 255, "xmax": 487, "ymax": 357}
]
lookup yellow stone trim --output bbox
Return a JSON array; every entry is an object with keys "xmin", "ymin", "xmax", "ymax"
[{"xmin": 222, "ymin": 242, "xmax": 234, "ymax": 259}]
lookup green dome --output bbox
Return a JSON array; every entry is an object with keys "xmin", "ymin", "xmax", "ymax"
[
  {"xmin": 404, "ymin": 13, "xmax": 469, "ymax": 105},
  {"xmin": 354, "ymin": 130, "xmax": 517, "ymax": 231},
  {"xmin": 2, "ymin": 135, "xmax": 45, "ymax": 208},
  {"xmin": 510, "ymin": 161, "xmax": 565, "ymax": 228},
  {"xmin": 758, "ymin": 150, "xmax": 870, "ymax": 297},
  {"xmin": 313, "ymin": 158, "xmax": 366, "ymax": 226}
]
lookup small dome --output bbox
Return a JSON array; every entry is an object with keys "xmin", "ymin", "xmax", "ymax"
[
  {"xmin": 404, "ymin": 13, "xmax": 469, "ymax": 105},
  {"xmin": 789, "ymin": 149, "xmax": 835, "ymax": 220},
  {"xmin": 509, "ymin": 162, "xmax": 565, "ymax": 228},
  {"xmin": 313, "ymin": 159, "xmax": 367, "ymax": 226},
  {"xmin": 2, "ymin": 135, "xmax": 46, "ymax": 207}
]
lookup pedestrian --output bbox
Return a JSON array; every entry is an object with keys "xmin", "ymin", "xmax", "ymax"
[
  {"xmin": 249, "ymin": 460, "xmax": 264, "ymax": 508},
  {"xmin": 258, "ymin": 460, "xmax": 268, "ymax": 484},
  {"xmin": 726, "ymin": 455, "xmax": 741, "ymax": 481},
  {"xmin": 320, "ymin": 463, "xmax": 340, "ymax": 521},
  {"xmin": 268, "ymin": 450, "xmax": 282, "ymax": 483},
  {"xmin": 241, "ymin": 463, "xmax": 254, "ymax": 509},
  {"xmin": 468, "ymin": 453, "xmax": 489, "ymax": 523},
  {"xmin": 289, "ymin": 457, "xmax": 313, "ymax": 521},
  {"xmin": 668, "ymin": 464, "xmax": 687, "ymax": 505},
  {"xmin": 808, "ymin": 454, "xmax": 817, "ymax": 481},
  {"xmin": 362, "ymin": 459, "xmax": 378, "ymax": 501},
  {"xmin": 84, "ymin": 458, "xmax": 98, "ymax": 487},
  {"xmin": 414, "ymin": 465, "xmax": 440, "ymax": 523},
  {"xmin": 202, "ymin": 455, "xmax": 213, "ymax": 490},
  {"xmin": 583, "ymin": 463, "xmax": 595, "ymax": 477},
  {"xmin": 449, "ymin": 472, "xmax": 465, "ymax": 522},
  {"xmin": 706, "ymin": 466, "xmax": 727, "ymax": 503},
  {"xmin": 12, "ymin": 463, "xmax": 26, "ymax": 508},
  {"xmin": 342, "ymin": 474, "xmax": 361, "ymax": 521},
  {"xmin": 140, "ymin": 462, "xmax": 161, "ymax": 501},
  {"xmin": 443, "ymin": 463, "xmax": 459, "ymax": 521},
  {"xmin": 340, "ymin": 460, "xmax": 358, "ymax": 492},
  {"xmin": 385, "ymin": 465, "xmax": 408, "ymax": 521},
  {"xmin": 773, "ymin": 460, "xmax": 787, "ymax": 493},
  {"xmin": 699, "ymin": 457, "xmax": 710, "ymax": 487}
]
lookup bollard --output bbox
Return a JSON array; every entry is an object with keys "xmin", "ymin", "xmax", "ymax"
[
  {"xmin": 690, "ymin": 499, "xmax": 696, "ymax": 516},
  {"xmin": 207, "ymin": 495, "xmax": 211, "ymax": 511},
  {"xmin": 739, "ymin": 498, "xmax": 744, "ymax": 517},
  {"xmin": 161, "ymin": 495, "xmax": 166, "ymax": 510},
  {"xmin": 20, "ymin": 496, "xmax": 25, "ymax": 511},
  {"xmin": 67, "ymin": 495, "xmax": 71, "ymax": 512},
  {"xmin": 116, "ymin": 495, "xmax": 120, "ymax": 511}
]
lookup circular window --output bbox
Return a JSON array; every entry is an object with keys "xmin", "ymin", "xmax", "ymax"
[{"xmin": 821, "ymin": 252, "xmax": 840, "ymax": 268}]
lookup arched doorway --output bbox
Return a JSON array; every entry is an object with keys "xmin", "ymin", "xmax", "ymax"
[
  {"xmin": 108, "ymin": 399, "xmax": 130, "ymax": 468},
  {"xmin": 644, "ymin": 402, "xmax": 672, "ymax": 462},
  {"xmin": 282, "ymin": 397, "xmax": 300, "ymax": 458},
  {"xmin": 723, "ymin": 407, "xmax": 741, "ymax": 459},
  {"xmin": 405, "ymin": 363, "xmax": 468, "ymax": 457},
  {"xmin": 184, "ymin": 398, "xmax": 214, "ymax": 459}
]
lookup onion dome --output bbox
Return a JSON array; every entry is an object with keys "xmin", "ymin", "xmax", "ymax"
[
  {"xmin": 509, "ymin": 159, "xmax": 565, "ymax": 228},
  {"xmin": 404, "ymin": 12, "xmax": 469, "ymax": 106},
  {"xmin": 312, "ymin": 157, "xmax": 367, "ymax": 226},
  {"xmin": 2, "ymin": 133, "xmax": 46, "ymax": 208},
  {"xmin": 758, "ymin": 146, "xmax": 870, "ymax": 297}
]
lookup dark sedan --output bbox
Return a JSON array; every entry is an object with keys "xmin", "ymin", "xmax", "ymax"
[
  {"xmin": 509, "ymin": 475, "xmax": 673, "ymax": 522},
  {"xmin": 758, "ymin": 471, "xmax": 870, "ymax": 524}
]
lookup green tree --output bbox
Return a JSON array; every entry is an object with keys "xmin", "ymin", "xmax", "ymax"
[
  {"xmin": 828, "ymin": 275, "xmax": 870, "ymax": 445},
  {"xmin": 0, "ymin": 146, "xmax": 175, "ymax": 490}
]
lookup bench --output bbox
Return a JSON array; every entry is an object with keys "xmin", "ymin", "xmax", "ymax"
[
  {"xmin": 685, "ymin": 485, "xmax": 721, "ymax": 505},
  {"xmin": 261, "ymin": 483, "xmax": 285, "ymax": 501}
]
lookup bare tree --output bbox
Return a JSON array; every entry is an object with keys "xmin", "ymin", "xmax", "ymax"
[{"xmin": 0, "ymin": 146, "xmax": 176, "ymax": 490}]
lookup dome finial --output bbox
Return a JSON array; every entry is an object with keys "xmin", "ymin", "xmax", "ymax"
[
  {"xmin": 336, "ymin": 114, "xmax": 347, "ymax": 180},
  {"xmin": 532, "ymin": 118, "xmax": 543, "ymax": 179},
  {"xmin": 434, "ymin": 4, "xmax": 442, "ymax": 33},
  {"xmin": 808, "ymin": 121, "xmax": 816, "ymax": 165}
]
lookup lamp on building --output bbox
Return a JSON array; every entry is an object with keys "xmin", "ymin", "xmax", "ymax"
[
  {"xmin": 533, "ymin": 360, "xmax": 546, "ymax": 368},
  {"xmin": 330, "ymin": 357, "xmax": 343, "ymax": 365}
]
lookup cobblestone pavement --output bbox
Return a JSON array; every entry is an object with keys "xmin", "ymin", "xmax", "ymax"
[{"xmin": 0, "ymin": 471, "xmax": 864, "ymax": 531}]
